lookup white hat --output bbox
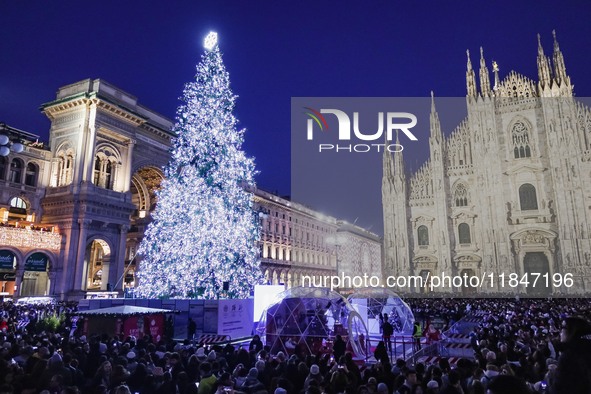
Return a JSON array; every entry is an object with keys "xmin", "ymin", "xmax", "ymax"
[
  {"xmin": 310, "ymin": 364, "xmax": 320, "ymax": 375},
  {"xmin": 427, "ymin": 380, "xmax": 439, "ymax": 389},
  {"xmin": 196, "ymin": 347, "xmax": 207, "ymax": 360}
]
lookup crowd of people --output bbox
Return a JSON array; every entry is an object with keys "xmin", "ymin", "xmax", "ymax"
[{"xmin": 0, "ymin": 297, "xmax": 590, "ymax": 394}]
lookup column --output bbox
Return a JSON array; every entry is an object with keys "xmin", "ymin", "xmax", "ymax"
[
  {"xmin": 121, "ymin": 139, "xmax": 135, "ymax": 193},
  {"xmin": 101, "ymin": 254, "xmax": 110, "ymax": 291},
  {"xmin": 111, "ymin": 224, "xmax": 129, "ymax": 293},
  {"xmin": 56, "ymin": 222, "xmax": 76, "ymax": 298},
  {"xmin": 81, "ymin": 103, "xmax": 97, "ymax": 183},
  {"xmin": 13, "ymin": 268, "xmax": 24, "ymax": 299},
  {"xmin": 48, "ymin": 270, "xmax": 57, "ymax": 297},
  {"xmin": 73, "ymin": 219, "xmax": 92, "ymax": 292}
]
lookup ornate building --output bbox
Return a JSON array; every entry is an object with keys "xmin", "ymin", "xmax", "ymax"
[
  {"xmin": 0, "ymin": 123, "xmax": 58, "ymax": 296},
  {"xmin": 254, "ymin": 188, "xmax": 382, "ymax": 289},
  {"xmin": 383, "ymin": 32, "xmax": 591, "ymax": 295},
  {"xmin": 1, "ymin": 79, "xmax": 381, "ymax": 299}
]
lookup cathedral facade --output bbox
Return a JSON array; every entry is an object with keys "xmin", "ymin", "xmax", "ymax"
[{"xmin": 382, "ymin": 32, "xmax": 591, "ymax": 295}]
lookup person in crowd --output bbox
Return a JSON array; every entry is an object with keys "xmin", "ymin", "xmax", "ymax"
[
  {"xmin": 424, "ymin": 324, "xmax": 441, "ymax": 344},
  {"xmin": 382, "ymin": 314, "xmax": 394, "ymax": 353},
  {"xmin": 91, "ymin": 360, "xmax": 112, "ymax": 389},
  {"xmin": 374, "ymin": 341, "xmax": 389, "ymax": 365},
  {"xmin": 550, "ymin": 316, "xmax": 591, "ymax": 393},
  {"xmin": 198, "ymin": 362, "xmax": 218, "ymax": 394},
  {"xmin": 249, "ymin": 335, "xmax": 264, "ymax": 354},
  {"xmin": 240, "ymin": 367, "xmax": 266, "ymax": 394},
  {"xmin": 188, "ymin": 318, "xmax": 197, "ymax": 340},
  {"xmin": 1, "ymin": 298, "xmax": 591, "ymax": 394},
  {"xmin": 412, "ymin": 322, "xmax": 423, "ymax": 351},
  {"xmin": 395, "ymin": 368, "xmax": 417, "ymax": 394},
  {"xmin": 333, "ymin": 334, "xmax": 346, "ymax": 362}
]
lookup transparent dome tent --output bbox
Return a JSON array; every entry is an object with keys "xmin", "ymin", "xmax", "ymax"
[
  {"xmin": 347, "ymin": 288, "xmax": 415, "ymax": 337},
  {"xmin": 256, "ymin": 287, "xmax": 369, "ymax": 359}
]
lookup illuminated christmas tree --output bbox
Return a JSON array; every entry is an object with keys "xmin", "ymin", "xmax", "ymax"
[{"xmin": 136, "ymin": 32, "xmax": 264, "ymax": 299}]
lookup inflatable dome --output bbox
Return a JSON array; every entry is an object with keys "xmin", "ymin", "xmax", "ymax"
[
  {"xmin": 256, "ymin": 287, "xmax": 369, "ymax": 358},
  {"xmin": 347, "ymin": 288, "xmax": 415, "ymax": 336}
]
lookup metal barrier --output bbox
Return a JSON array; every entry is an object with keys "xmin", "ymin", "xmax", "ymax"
[
  {"xmin": 408, "ymin": 311, "xmax": 484, "ymax": 366},
  {"xmin": 378, "ymin": 335, "xmax": 430, "ymax": 361},
  {"xmin": 410, "ymin": 341, "xmax": 439, "ymax": 365}
]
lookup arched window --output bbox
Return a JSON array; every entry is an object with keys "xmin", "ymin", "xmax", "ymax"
[
  {"xmin": 512, "ymin": 120, "xmax": 532, "ymax": 159},
  {"xmin": 59, "ymin": 154, "xmax": 74, "ymax": 186},
  {"xmin": 9, "ymin": 159, "xmax": 23, "ymax": 184},
  {"xmin": 8, "ymin": 197, "xmax": 28, "ymax": 220},
  {"xmin": 105, "ymin": 161, "xmax": 113, "ymax": 188},
  {"xmin": 93, "ymin": 157, "xmax": 102, "ymax": 185},
  {"xmin": 454, "ymin": 183, "xmax": 469, "ymax": 207},
  {"xmin": 0, "ymin": 157, "xmax": 6, "ymax": 180},
  {"xmin": 25, "ymin": 162, "xmax": 38, "ymax": 186},
  {"xmin": 417, "ymin": 225, "xmax": 429, "ymax": 246},
  {"xmin": 55, "ymin": 152, "xmax": 75, "ymax": 187},
  {"xmin": 519, "ymin": 183, "xmax": 538, "ymax": 210},
  {"xmin": 93, "ymin": 155, "xmax": 116, "ymax": 190},
  {"xmin": 458, "ymin": 223, "xmax": 471, "ymax": 244},
  {"xmin": 10, "ymin": 197, "xmax": 27, "ymax": 209}
]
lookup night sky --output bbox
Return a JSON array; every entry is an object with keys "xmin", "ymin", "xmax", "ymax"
[{"xmin": 1, "ymin": 1, "xmax": 590, "ymax": 228}]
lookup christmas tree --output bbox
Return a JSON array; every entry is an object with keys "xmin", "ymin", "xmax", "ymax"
[{"xmin": 135, "ymin": 32, "xmax": 264, "ymax": 299}]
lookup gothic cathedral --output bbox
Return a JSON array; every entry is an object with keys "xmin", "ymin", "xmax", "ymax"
[{"xmin": 382, "ymin": 32, "xmax": 591, "ymax": 295}]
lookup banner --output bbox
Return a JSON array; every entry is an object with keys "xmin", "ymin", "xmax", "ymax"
[
  {"xmin": 217, "ymin": 298, "xmax": 254, "ymax": 338},
  {"xmin": 0, "ymin": 272, "xmax": 16, "ymax": 281},
  {"xmin": 145, "ymin": 314, "xmax": 164, "ymax": 342},
  {"xmin": 24, "ymin": 252, "xmax": 48, "ymax": 272},
  {"xmin": 0, "ymin": 250, "xmax": 15, "ymax": 270}
]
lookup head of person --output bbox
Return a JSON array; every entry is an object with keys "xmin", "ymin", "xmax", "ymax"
[
  {"xmin": 404, "ymin": 368, "xmax": 417, "ymax": 386},
  {"xmin": 200, "ymin": 362, "xmax": 212, "ymax": 377},
  {"xmin": 377, "ymin": 383, "xmax": 389, "ymax": 394}
]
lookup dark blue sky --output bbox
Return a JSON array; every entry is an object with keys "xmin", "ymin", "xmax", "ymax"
[{"xmin": 1, "ymin": 1, "xmax": 590, "ymax": 201}]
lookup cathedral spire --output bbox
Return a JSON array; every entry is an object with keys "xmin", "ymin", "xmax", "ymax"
[
  {"xmin": 537, "ymin": 33, "xmax": 552, "ymax": 89},
  {"xmin": 393, "ymin": 130, "xmax": 405, "ymax": 178},
  {"xmin": 466, "ymin": 49, "xmax": 477, "ymax": 97},
  {"xmin": 430, "ymin": 91, "xmax": 442, "ymax": 142},
  {"xmin": 479, "ymin": 47, "xmax": 491, "ymax": 97},
  {"xmin": 383, "ymin": 132, "xmax": 395, "ymax": 179},
  {"xmin": 552, "ymin": 30, "xmax": 569, "ymax": 86}
]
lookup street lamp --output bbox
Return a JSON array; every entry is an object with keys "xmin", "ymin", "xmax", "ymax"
[
  {"xmin": 0, "ymin": 123, "xmax": 24, "ymax": 157},
  {"xmin": 326, "ymin": 232, "xmax": 345, "ymax": 277}
]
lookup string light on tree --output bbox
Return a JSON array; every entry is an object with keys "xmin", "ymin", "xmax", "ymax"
[{"xmin": 135, "ymin": 32, "xmax": 264, "ymax": 299}]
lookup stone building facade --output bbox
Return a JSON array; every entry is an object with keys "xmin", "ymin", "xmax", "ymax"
[
  {"xmin": 254, "ymin": 189, "xmax": 382, "ymax": 289},
  {"xmin": 383, "ymin": 32, "xmax": 591, "ymax": 295}
]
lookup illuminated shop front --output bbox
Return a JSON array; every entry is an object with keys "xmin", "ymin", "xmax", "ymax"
[
  {"xmin": 0, "ymin": 250, "xmax": 17, "ymax": 296},
  {"xmin": 0, "ymin": 224, "xmax": 61, "ymax": 298}
]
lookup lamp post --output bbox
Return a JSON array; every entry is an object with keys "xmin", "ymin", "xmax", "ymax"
[
  {"xmin": 326, "ymin": 232, "xmax": 344, "ymax": 279},
  {"xmin": 257, "ymin": 206, "xmax": 270, "ymax": 283},
  {"xmin": 0, "ymin": 123, "xmax": 25, "ymax": 157}
]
